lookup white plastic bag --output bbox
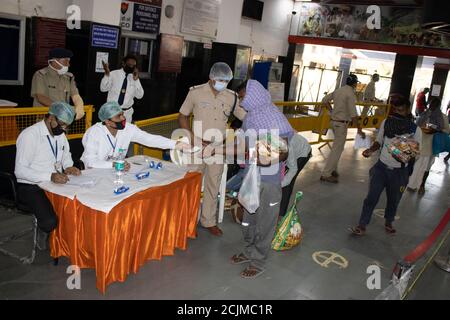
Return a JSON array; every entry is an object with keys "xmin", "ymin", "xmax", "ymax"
[
  {"xmin": 354, "ymin": 134, "xmax": 372, "ymax": 150},
  {"xmin": 238, "ymin": 164, "xmax": 261, "ymax": 213}
]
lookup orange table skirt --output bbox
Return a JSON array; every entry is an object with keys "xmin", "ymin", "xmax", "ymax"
[{"xmin": 46, "ymin": 172, "xmax": 202, "ymax": 294}]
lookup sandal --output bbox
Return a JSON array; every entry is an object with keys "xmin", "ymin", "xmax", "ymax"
[
  {"xmin": 349, "ymin": 225, "xmax": 366, "ymax": 236},
  {"xmin": 224, "ymin": 197, "xmax": 235, "ymax": 210},
  {"xmin": 418, "ymin": 186, "xmax": 425, "ymax": 196},
  {"xmin": 230, "ymin": 253, "xmax": 251, "ymax": 265},
  {"xmin": 230, "ymin": 203, "xmax": 243, "ymax": 224},
  {"xmin": 240, "ymin": 265, "xmax": 265, "ymax": 279},
  {"xmin": 385, "ymin": 224, "xmax": 396, "ymax": 235}
]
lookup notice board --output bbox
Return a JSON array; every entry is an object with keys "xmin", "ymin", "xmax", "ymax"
[
  {"xmin": 121, "ymin": 0, "xmax": 161, "ymax": 34},
  {"xmin": 181, "ymin": 0, "xmax": 220, "ymax": 39}
]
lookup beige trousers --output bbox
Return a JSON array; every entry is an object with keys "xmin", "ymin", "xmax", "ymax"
[
  {"xmin": 323, "ymin": 121, "xmax": 348, "ymax": 176},
  {"xmin": 196, "ymin": 163, "xmax": 224, "ymax": 228}
]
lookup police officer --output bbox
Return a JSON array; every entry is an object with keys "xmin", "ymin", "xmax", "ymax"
[
  {"xmin": 178, "ymin": 62, "xmax": 246, "ymax": 236},
  {"xmin": 320, "ymin": 74, "xmax": 365, "ymax": 183},
  {"xmin": 361, "ymin": 73, "xmax": 381, "ymax": 116},
  {"xmin": 31, "ymin": 48, "xmax": 85, "ymax": 120}
]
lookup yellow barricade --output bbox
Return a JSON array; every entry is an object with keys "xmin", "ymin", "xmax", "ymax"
[
  {"xmin": 0, "ymin": 102, "xmax": 390, "ymax": 156},
  {"xmin": 275, "ymin": 101, "xmax": 390, "ymax": 145},
  {"xmin": 134, "ymin": 114, "xmax": 180, "ymax": 160},
  {"xmin": 0, "ymin": 106, "xmax": 94, "ymax": 147},
  {"xmin": 133, "ymin": 102, "xmax": 390, "ymax": 159}
]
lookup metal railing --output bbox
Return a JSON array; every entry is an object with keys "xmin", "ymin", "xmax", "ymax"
[
  {"xmin": 0, "ymin": 102, "xmax": 390, "ymax": 155},
  {"xmin": 133, "ymin": 113, "xmax": 181, "ymax": 159},
  {"xmin": 0, "ymin": 105, "xmax": 95, "ymax": 147},
  {"xmin": 133, "ymin": 101, "xmax": 390, "ymax": 158}
]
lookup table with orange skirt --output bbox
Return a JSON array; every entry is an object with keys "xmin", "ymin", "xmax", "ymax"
[{"xmin": 46, "ymin": 172, "xmax": 202, "ymax": 293}]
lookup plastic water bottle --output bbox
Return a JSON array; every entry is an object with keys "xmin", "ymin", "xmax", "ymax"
[
  {"xmin": 117, "ymin": 148, "xmax": 126, "ymax": 161},
  {"xmin": 114, "ymin": 160, "xmax": 125, "ymax": 191}
]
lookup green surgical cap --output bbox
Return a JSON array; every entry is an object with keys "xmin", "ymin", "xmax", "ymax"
[
  {"xmin": 48, "ymin": 102, "xmax": 76, "ymax": 125},
  {"xmin": 98, "ymin": 101, "xmax": 122, "ymax": 122},
  {"xmin": 209, "ymin": 62, "xmax": 233, "ymax": 81}
]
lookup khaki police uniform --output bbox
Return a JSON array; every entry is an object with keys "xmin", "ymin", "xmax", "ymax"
[
  {"xmin": 322, "ymin": 85, "xmax": 357, "ymax": 177},
  {"xmin": 179, "ymin": 83, "xmax": 246, "ymax": 228},
  {"xmin": 362, "ymin": 80, "xmax": 376, "ymax": 116},
  {"xmin": 31, "ymin": 67, "xmax": 79, "ymax": 107}
]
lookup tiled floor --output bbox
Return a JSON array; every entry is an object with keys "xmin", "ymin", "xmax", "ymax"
[{"xmin": 1, "ymin": 140, "xmax": 449, "ymax": 300}]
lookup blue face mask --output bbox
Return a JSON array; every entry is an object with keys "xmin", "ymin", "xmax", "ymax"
[{"xmin": 213, "ymin": 81, "xmax": 228, "ymax": 92}]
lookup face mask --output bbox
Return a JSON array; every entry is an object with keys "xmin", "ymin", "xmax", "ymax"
[
  {"xmin": 49, "ymin": 60, "xmax": 69, "ymax": 75},
  {"xmin": 390, "ymin": 110, "xmax": 408, "ymax": 118},
  {"xmin": 213, "ymin": 81, "xmax": 227, "ymax": 92},
  {"xmin": 51, "ymin": 122, "xmax": 66, "ymax": 136},
  {"xmin": 114, "ymin": 119, "xmax": 126, "ymax": 130},
  {"xmin": 123, "ymin": 65, "xmax": 135, "ymax": 74}
]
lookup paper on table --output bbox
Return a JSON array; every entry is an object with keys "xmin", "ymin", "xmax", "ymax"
[
  {"xmin": 75, "ymin": 159, "xmax": 189, "ymax": 213},
  {"xmin": 66, "ymin": 175, "xmax": 97, "ymax": 187},
  {"xmin": 128, "ymin": 162, "xmax": 148, "ymax": 174},
  {"xmin": 41, "ymin": 156, "xmax": 190, "ymax": 213}
]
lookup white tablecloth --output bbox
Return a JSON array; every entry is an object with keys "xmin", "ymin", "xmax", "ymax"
[
  {"xmin": 0, "ymin": 99, "xmax": 18, "ymax": 107},
  {"xmin": 39, "ymin": 156, "xmax": 188, "ymax": 213}
]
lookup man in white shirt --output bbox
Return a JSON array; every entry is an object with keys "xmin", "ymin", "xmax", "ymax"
[
  {"xmin": 81, "ymin": 102, "xmax": 189, "ymax": 169},
  {"xmin": 15, "ymin": 102, "xmax": 81, "ymax": 250},
  {"xmin": 100, "ymin": 54, "xmax": 144, "ymax": 123}
]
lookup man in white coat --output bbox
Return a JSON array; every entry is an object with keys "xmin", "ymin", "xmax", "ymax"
[
  {"xmin": 81, "ymin": 102, "xmax": 189, "ymax": 170},
  {"xmin": 100, "ymin": 54, "xmax": 144, "ymax": 123}
]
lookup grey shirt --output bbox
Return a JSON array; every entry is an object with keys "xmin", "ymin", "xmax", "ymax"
[{"xmin": 281, "ymin": 133, "xmax": 311, "ymax": 187}]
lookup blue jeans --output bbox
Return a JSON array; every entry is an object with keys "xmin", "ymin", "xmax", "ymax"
[
  {"xmin": 359, "ymin": 161, "xmax": 409, "ymax": 227},
  {"xmin": 226, "ymin": 167, "xmax": 247, "ymax": 192}
]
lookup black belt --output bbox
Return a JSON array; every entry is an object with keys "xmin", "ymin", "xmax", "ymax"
[{"xmin": 122, "ymin": 107, "xmax": 133, "ymax": 111}]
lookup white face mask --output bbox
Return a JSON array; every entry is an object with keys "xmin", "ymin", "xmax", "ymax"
[
  {"xmin": 213, "ymin": 80, "xmax": 228, "ymax": 92},
  {"xmin": 49, "ymin": 59, "xmax": 69, "ymax": 75}
]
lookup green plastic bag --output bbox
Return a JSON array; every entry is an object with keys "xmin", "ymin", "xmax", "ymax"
[{"xmin": 271, "ymin": 191, "xmax": 303, "ymax": 251}]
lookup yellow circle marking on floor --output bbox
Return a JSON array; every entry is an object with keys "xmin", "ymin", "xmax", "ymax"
[{"xmin": 312, "ymin": 251, "xmax": 349, "ymax": 269}]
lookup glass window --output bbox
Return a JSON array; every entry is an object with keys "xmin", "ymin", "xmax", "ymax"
[
  {"xmin": 120, "ymin": 36, "xmax": 154, "ymax": 79},
  {"xmin": 0, "ymin": 14, "xmax": 25, "ymax": 85}
]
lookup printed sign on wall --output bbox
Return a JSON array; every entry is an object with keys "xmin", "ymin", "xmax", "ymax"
[
  {"xmin": 181, "ymin": 0, "xmax": 221, "ymax": 39},
  {"xmin": 121, "ymin": 0, "xmax": 161, "ymax": 34},
  {"xmin": 91, "ymin": 24, "xmax": 119, "ymax": 49}
]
